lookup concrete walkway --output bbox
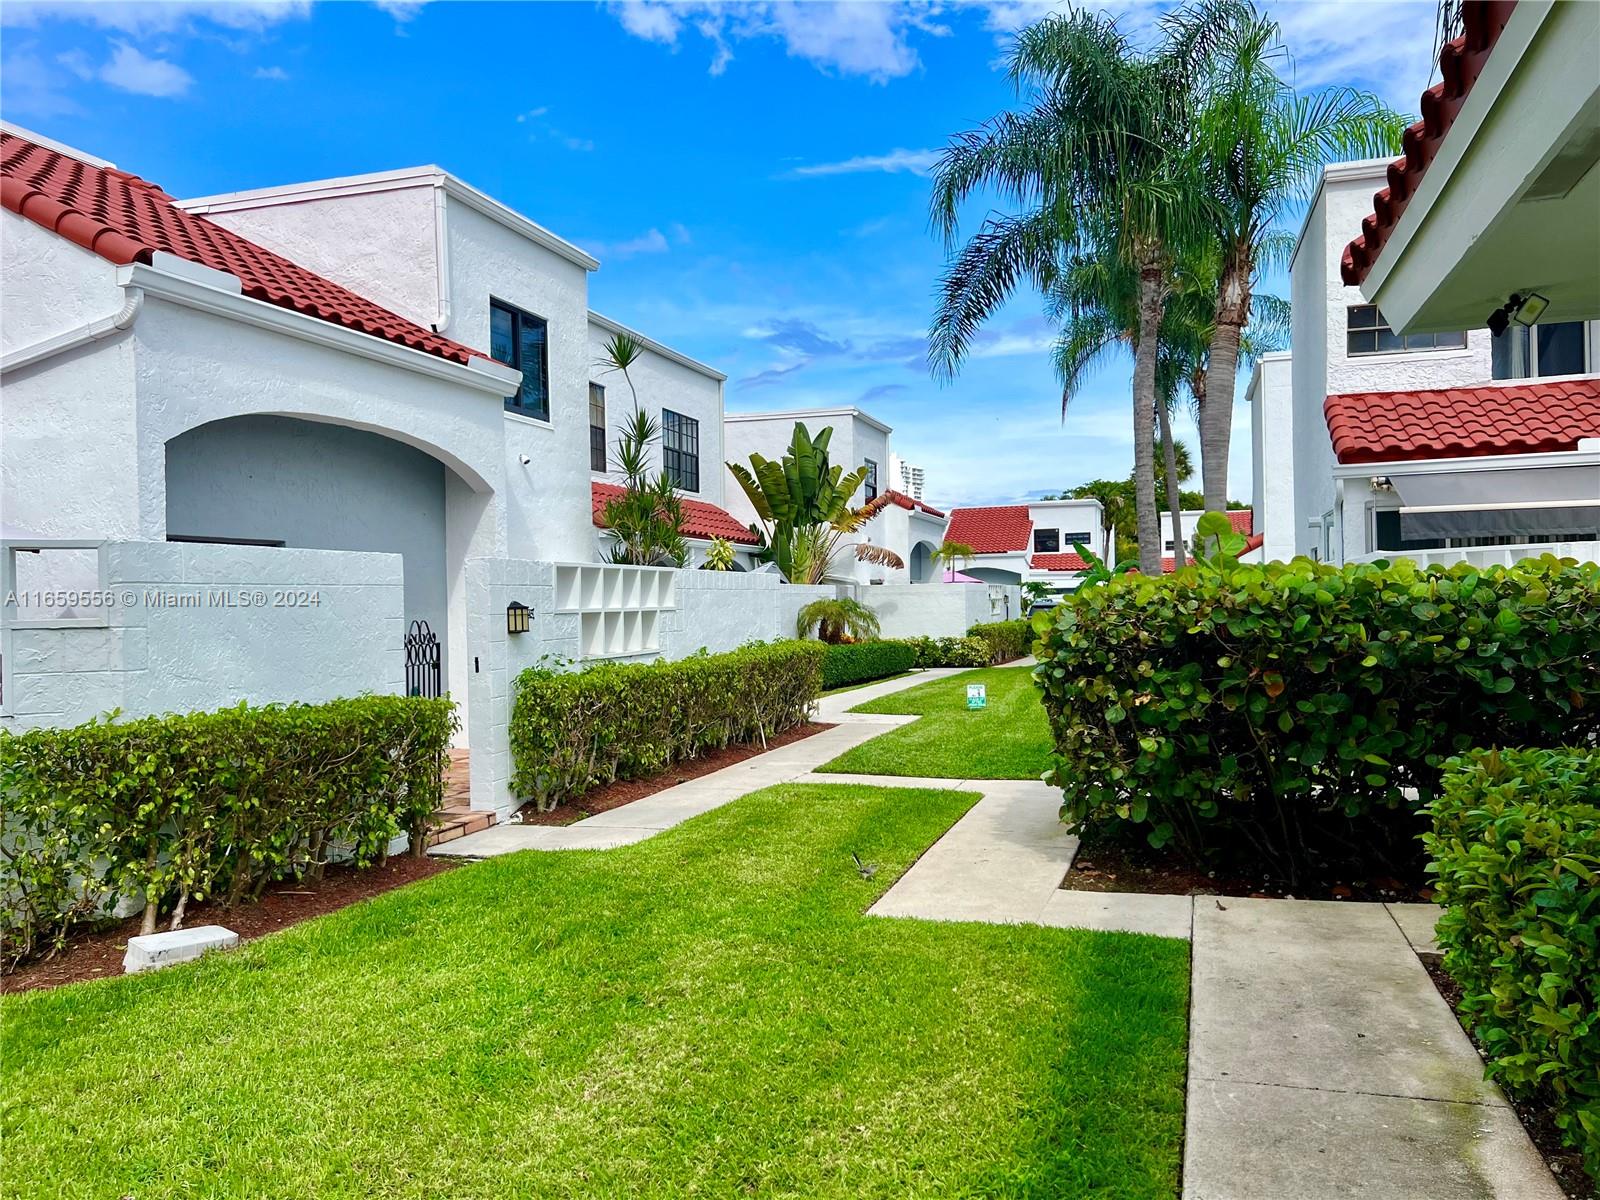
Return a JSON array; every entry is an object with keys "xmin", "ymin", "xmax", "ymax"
[
  {"xmin": 431, "ymin": 669, "xmax": 967, "ymax": 858},
  {"xmin": 1184, "ymin": 898, "xmax": 1562, "ymax": 1200}
]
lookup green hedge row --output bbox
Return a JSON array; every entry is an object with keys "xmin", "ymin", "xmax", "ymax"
[
  {"xmin": 510, "ymin": 641, "xmax": 825, "ymax": 812},
  {"xmin": 967, "ymin": 619, "xmax": 1034, "ymax": 663},
  {"xmin": 1034, "ymin": 554, "xmax": 1600, "ymax": 882},
  {"xmin": 892, "ymin": 635, "xmax": 991, "ymax": 669},
  {"xmin": 0, "ymin": 695, "xmax": 456, "ymax": 969},
  {"xmin": 822, "ymin": 641, "xmax": 917, "ymax": 690},
  {"xmin": 1426, "ymin": 749, "xmax": 1599, "ymax": 1180}
]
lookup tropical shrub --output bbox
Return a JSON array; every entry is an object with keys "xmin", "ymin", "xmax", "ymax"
[
  {"xmin": 797, "ymin": 596, "xmax": 880, "ymax": 644},
  {"xmin": 1425, "ymin": 748, "xmax": 1600, "ymax": 1181},
  {"xmin": 968, "ymin": 619, "xmax": 1034, "ymax": 663},
  {"xmin": 0, "ymin": 695, "xmax": 456, "ymax": 968},
  {"xmin": 510, "ymin": 641, "xmax": 825, "ymax": 812},
  {"xmin": 1034, "ymin": 553, "xmax": 1600, "ymax": 882},
  {"xmin": 821, "ymin": 641, "xmax": 917, "ymax": 690},
  {"xmin": 892, "ymin": 635, "xmax": 992, "ymax": 669}
]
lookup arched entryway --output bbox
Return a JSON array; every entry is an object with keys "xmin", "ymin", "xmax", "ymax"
[{"xmin": 909, "ymin": 539, "xmax": 939, "ymax": 583}]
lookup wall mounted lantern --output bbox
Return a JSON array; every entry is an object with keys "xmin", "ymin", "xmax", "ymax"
[{"xmin": 506, "ymin": 600, "xmax": 531, "ymax": 635}]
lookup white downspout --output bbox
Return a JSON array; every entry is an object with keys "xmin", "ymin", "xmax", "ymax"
[
  {"xmin": 1, "ymin": 287, "xmax": 144, "ymax": 375},
  {"xmin": 431, "ymin": 178, "xmax": 452, "ymax": 334}
]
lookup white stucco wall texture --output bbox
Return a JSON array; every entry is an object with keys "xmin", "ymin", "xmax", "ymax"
[{"xmin": 2, "ymin": 542, "xmax": 403, "ymax": 729}]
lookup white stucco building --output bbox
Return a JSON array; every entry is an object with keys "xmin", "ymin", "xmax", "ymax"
[
  {"xmin": 942, "ymin": 499, "xmax": 1110, "ymax": 594},
  {"xmin": 1249, "ymin": 140, "xmax": 1598, "ymax": 566},
  {"xmin": 723, "ymin": 406, "xmax": 949, "ymax": 584},
  {"xmin": 0, "ymin": 125, "xmax": 886, "ymax": 819}
]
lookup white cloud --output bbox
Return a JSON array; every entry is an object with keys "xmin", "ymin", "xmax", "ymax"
[
  {"xmin": 515, "ymin": 106, "xmax": 550, "ymax": 122},
  {"xmin": 99, "ymin": 41, "xmax": 193, "ymax": 96},
  {"xmin": 0, "ymin": 1, "xmax": 311, "ymax": 36},
  {"xmin": 253, "ymin": 64, "xmax": 289, "ymax": 80},
  {"xmin": 55, "ymin": 47, "xmax": 93, "ymax": 79},
  {"xmin": 374, "ymin": 0, "xmax": 428, "ymax": 21},
  {"xmin": 597, "ymin": 228, "xmax": 672, "ymax": 259},
  {"xmin": 787, "ymin": 147, "xmax": 941, "ymax": 178},
  {"xmin": 605, "ymin": 1, "xmax": 943, "ymax": 82},
  {"xmin": 1, "ymin": 41, "xmax": 82, "ymax": 117}
]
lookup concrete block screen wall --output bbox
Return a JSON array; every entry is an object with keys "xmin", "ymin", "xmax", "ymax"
[{"xmin": 1, "ymin": 541, "xmax": 405, "ymax": 730}]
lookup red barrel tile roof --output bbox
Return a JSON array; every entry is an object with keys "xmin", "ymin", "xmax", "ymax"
[
  {"xmin": 591, "ymin": 482, "xmax": 760, "ymax": 545},
  {"xmin": 1, "ymin": 130, "xmax": 487, "ymax": 367},
  {"xmin": 859, "ymin": 489, "xmax": 946, "ymax": 520},
  {"xmin": 1226, "ymin": 509, "xmax": 1254, "ymax": 535},
  {"xmin": 1324, "ymin": 378, "xmax": 1600, "ymax": 464},
  {"xmin": 945, "ymin": 505, "xmax": 1033, "ymax": 553},
  {"xmin": 1028, "ymin": 552, "xmax": 1091, "ymax": 572},
  {"xmin": 1341, "ymin": 1, "xmax": 1518, "ymax": 286}
]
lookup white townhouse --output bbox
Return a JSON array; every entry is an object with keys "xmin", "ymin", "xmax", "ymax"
[
  {"xmin": 0, "ymin": 124, "xmax": 835, "ymax": 817},
  {"xmin": 941, "ymin": 499, "xmax": 1110, "ymax": 595},
  {"xmin": 1249, "ymin": 72, "xmax": 1599, "ymax": 571},
  {"xmin": 722, "ymin": 406, "xmax": 950, "ymax": 584}
]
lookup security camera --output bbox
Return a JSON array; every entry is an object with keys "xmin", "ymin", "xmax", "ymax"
[{"xmin": 519, "ymin": 454, "xmax": 531, "ymax": 465}]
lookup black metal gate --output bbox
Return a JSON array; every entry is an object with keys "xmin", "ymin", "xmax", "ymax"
[{"xmin": 404, "ymin": 619, "xmax": 442, "ymax": 698}]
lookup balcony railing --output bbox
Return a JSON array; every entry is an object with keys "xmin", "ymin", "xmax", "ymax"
[{"xmin": 1355, "ymin": 540, "xmax": 1600, "ymax": 569}]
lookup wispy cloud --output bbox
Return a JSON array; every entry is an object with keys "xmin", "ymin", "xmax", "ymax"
[
  {"xmin": 515, "ymin": 105, "xmax": 595, "ymax": 152},
  {"xmin": 745, "ymin": 318, "xmax": 853, "ymax": 358},
  {"xmin": 605, "ymin": 1, "xmax": 946, "ymax": 83},
  {"xmin": 786, "ymin": 147, "xmax": 941, "ymax": 178},
  {"xmin": 738, "ymin": 360, "xmax": 809, "ymax": 390},
  {"xmin": 596, "ymin": 228, "xmax": 672, "ymax": 259},
  {"xmin": 859, "ymin": 383, "xmax": 908, "ymax": 404},
  {"xmin": 100, "ymin": 41, "xmax": 193, "ymax": 96},
  {"xmin": 253, "ymin": 64, "xmax": 289, "ymax": 81},
  {"xmin": 0, "ymin": 1, "xmax": 312, "ymax": 36}
]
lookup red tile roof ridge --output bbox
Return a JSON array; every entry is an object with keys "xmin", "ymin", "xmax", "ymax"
[
  {"xmin": 1, "ymin": 130, "xmax": 488, "ymax": 368},
  {"xmin": 1341, "ymin": 1, "xmax": 1519, "ymax": 286},
  {"xmin": 591, "ymin": 481, "xmax": 760, "ymax": 545}
]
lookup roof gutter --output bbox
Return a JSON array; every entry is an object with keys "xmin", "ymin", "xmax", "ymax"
[
  {"xmin": 122, "ymin": 255, "xmax": 521, "ymax": 396},
  {"xmin": 1, "ymin": 286, "xmax": 143, "ymax": 376}
]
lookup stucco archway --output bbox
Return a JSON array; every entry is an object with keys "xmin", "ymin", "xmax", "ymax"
[{"xmin": 909, "ymin": 540, "xmax": 939, "ymax": 583}]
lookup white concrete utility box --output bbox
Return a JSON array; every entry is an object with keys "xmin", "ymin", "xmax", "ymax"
[{"xmin": 123, "ymin": 925, "xmax": 241, "ymax": 974}]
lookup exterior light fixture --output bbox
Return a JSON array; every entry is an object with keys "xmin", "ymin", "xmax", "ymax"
[
  {"xmin": 1369, "ymin": 476, "xmax": 1393, "ymax": 492},
  {"xmin": 506, "ymin": 600, "xmax": 531, "ymax": 634},
  {"xmin": 1511, "ymin": 292, "xmax": 1550, "ymax": 327}
]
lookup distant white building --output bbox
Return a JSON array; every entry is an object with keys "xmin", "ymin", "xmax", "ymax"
[
  {"xmin": 889, "ymin": 453, "xmax": 926, "ymax": 501},
  {"xmin": 942, "ymin": 499, "xmax": 1108, "ymax": 594},
  {"xmin": 723, "ymin": 407, "xmax": 948, "ymax": 583}
]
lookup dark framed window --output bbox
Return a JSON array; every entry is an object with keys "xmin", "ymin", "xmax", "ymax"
[
  {"xmin": 662, "ymin": 409, "xmax": 699, "ymax": 492},
  {"xmin": 1346, "ymin": 304, "xmax": 1466, "ymax": 356},
  {"xmin": 1033, "ymin": 529, "xmax": 1060, "ymax": 553},
  {"xmin": 1060, "ymin": 530, "xmax": 1092, "ymax": 545},
  {"xmin": 490, "ymin": 299, "xmax": 550, "ymax": 420},
  {"xmin": 588, "ymin": 382, "xmax": 607, "ymax": 472},
  {"xmin": 863, "ymin": 459, "xmax": 878, "ymax": 502},
  {"xmin": 1492, "ymin": 320, "xmax": 1589, "ymax": 380}
]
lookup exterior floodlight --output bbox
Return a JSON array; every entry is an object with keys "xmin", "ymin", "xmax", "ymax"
[{"xmin": 1510, "ymin": 292, "xmax": 1550, "ymax": 327}]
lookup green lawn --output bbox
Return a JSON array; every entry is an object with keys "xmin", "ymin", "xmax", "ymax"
[
  {"xmin": 2, "ymin": 783, "xmax": 1187, "ymax": 1200},
  {"xmin": 819, "ymin": 665, "xmax": 1056, "ymax": 780}
]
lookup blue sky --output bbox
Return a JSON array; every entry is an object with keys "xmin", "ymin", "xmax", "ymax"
[{"xmin": 1, "ymin": 0, "xmax": 1443, "ymax": 510}]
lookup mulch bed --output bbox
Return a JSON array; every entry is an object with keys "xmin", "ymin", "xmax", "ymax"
[
  {"xmin": 1423, "ymin": 960, "xmax": 1596, "ymax": 1199},
  {"xmin": 1062, "ymin": 831, "xmax": 1434, "ymax": 902},
  {"xmin": 512, "ymin": 721, "xmax": 833, "ymax": 827},
  {"xmin": 3, "ymin": 854, "xmax": 455, "ymax": 995}
]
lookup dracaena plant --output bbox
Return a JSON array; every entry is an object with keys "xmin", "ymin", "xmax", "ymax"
[
  {"xmin": 596, "ymin": 333, "xmax": 689, "ymax": 568},
  {"xmin": 727, "ymin": 423, "xmax": 903, "ymax": 584}
]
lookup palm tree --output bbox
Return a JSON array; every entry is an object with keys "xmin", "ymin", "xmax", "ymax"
[
  {"xmin": 931, "ymin": 11, "xmax": 1207, "ymax": 574},
  {"xmin": 930, "ymin": 540, "xmax": 975, "ymax": 579},
  {"xmin": 795, "ymin": 597, "xmax": 880, "ymax": 644},
  {"xmin": 1165, "ymin": 0, "xmax": 1405, "ymax": 512}
]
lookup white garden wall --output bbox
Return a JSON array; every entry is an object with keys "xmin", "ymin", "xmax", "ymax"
[
  {"xmin": 862, "ymin": 583, "xmax": 1022, "ymax": 640},
  {"xmin": 1, "ymin": 541, "xmax": 403, "ymax": 730}
]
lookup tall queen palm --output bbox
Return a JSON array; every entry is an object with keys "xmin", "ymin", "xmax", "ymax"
[
  {"xmin": 1165, "ymin": 0, "xmax": 1405, "ymax": 512},
  {"xmin": 930, "ymin": 11, "xmax": 1206, "ymax": 575}
]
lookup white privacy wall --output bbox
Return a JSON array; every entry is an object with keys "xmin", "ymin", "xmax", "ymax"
[
  {"xmin": 1, "ymin": 542, "xmax": 403, "ymax": 730},
  {"xmin": 1248, "ymin": 353, "xmax": 1297, "ymax": 562},
  {"xmin": 865, "ymin": 583, "xmax": 1022, "ymax": 640}
]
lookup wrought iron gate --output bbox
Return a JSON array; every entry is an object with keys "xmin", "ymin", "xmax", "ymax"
[{"xmin": 404, "ymin": 619, "xmax": 442, "ymax": 698}]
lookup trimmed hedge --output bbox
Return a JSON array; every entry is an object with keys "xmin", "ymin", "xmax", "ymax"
[
  {"xmin": 968, "ymin": 619, "xmax": 1034, "ymax": 663},
  {"xmin": 821, "ymin": 640, "xmax": 917, "ymax": 690},
  {"xmin": 510, "ymin": 641, "xmax": 825, "ymax": 812},
  {"xmin": 893, "ymin": 635, "xmax": 991, "ymax": 669},
  {"xmin": 0, "ymin": 695, "xmax": 456, "ymax": 969},
  {"xmin": 1035, "ymin": 554, "xmax": 1600, "ymax": 882},
  {"xmin": 1425, "ymin": 749, "xmax": 1600, "ymax": 1181}
]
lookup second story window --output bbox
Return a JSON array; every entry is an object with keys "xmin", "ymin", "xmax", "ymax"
[
  {"xmin": 1492, "ymin": 321, "xmax": 1590, "ymax": 380},
  {"xmin": 864, "ymin": 459, "xmax": 878, "ymax": 502},
  {"xmin": 588, "ymin": 383, "xmax": 607, "ymax": 472},
  {"xmin": 662, "ymin": 409, "xmax": 699, "ymax": 492},
  {"xmin": 490, "ymin": 299, "xmax": 550, "ymax": 421},
  {"xmin": 1346, "ymin": 304, "xmax": 1466, "ymax": 356},
  {"xmin": 1033, "ymin": 529, "xmax": 1059, "ymax": 553}
]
